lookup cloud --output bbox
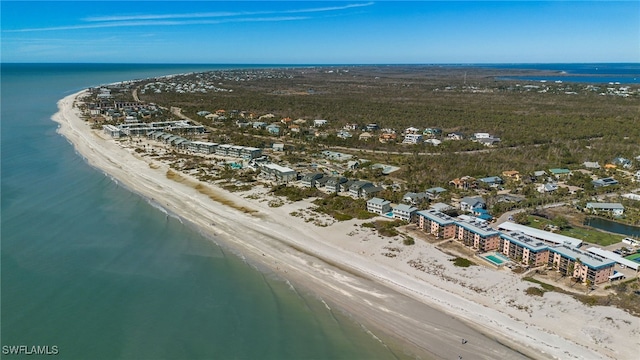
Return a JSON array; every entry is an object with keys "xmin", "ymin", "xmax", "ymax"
[{"xmin": 5, "ymin": 2, "xmax": 374, "ymax": 32}]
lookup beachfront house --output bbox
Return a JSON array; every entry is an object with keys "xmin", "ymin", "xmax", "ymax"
[
  {"xmin": 366, "ymin": 198, "xmax": 391, "ymax": 215},
  {"xmin": 392, "ymin": 204, "xmax": 418, "ymax": 222},
  {"xmin": 585, "ymin": 203, "xmax": 625, "ymax": 216},
  {"xmin": 259, "ymin": 163, "xmax": 297, "ymax": 184},
  {"xmin": 324, "ymin": 177, "xmax": 348, "ymax": 193},
  {"xmin": 349, "ymin": 181, "xmax": 375, "ymax": 198},
  {"xmin": 301, "ymin": 173, "xmax": 324, "ymax": 188}
]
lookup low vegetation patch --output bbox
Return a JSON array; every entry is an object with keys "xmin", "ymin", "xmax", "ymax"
[
  {"xmin": 313, "ymin": 195, "xmax": 376, "ymax": 221},
  {"xmin": 451, "ymin": 257, "xmax": 475, "ymax": 267},
  {"xmin": 360, "ymin": 219, "xmax": 405, "ymax": 237},
  {"xmin": 523, "ymin": 277, "xmax": 556, "ymax": 291},
  {"xmin": 271, "ymin": 185, "xmax": 324, "ymax": 202},
  {"xmin": 525, "ymin": 287, "xmax": 546, "ymax": 297}
]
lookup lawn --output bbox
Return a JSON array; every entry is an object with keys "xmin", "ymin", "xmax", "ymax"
[{"xmin": 526, "ymin": 216, "xmax": 622, "ymax": 246}]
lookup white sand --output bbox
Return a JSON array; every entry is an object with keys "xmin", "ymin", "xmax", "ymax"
[{"xmin": 53, "ymin": 90, "xmax": 639, "ymax": 360}]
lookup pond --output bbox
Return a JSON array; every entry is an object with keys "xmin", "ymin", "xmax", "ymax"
[{"xmin": 583, "ymin": 217, "xmax": 640, "ymax": 237}]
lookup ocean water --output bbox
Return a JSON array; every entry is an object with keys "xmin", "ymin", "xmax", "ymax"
[
  {"xmin": 488, "ymin": 63, "xmax": 640, "ymax": 84},
  {"xmin": 0, "ymin": 64, "xmax": 399, "ymax": 360}
]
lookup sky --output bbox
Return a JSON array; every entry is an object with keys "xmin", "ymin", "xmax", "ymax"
[{"xmin": 1, "ymin": 1, "xmax": 639, "ymax": 64}]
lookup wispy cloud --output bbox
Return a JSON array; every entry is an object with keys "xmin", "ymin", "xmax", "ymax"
[{"xmin": 6, "ymin": 2, "xmax": 374, "ymax": 32}]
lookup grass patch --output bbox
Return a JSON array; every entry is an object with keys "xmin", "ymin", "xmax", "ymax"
[
  {"xmin": 165, "ymin": 169, "xmax": 258, "ymax": 215},
  {"xmin": 313, "ymin": 194, "xmax": 377, "ymax": 221},
  {"xmin": 361, "ymin": 219, "xmax": 404, "ymax": 237},
  {"xmin": 525, "ymin": 287, "xmax": 546, "ymax": 297},
  {"xmin": 451, "ymin": 257, "xmax": 475, "ymax": 267},
  {"xmin": 523, "ymin": 277, "xmax": 556, "ymax": 291},
  {"xmin": 270, "ymin": 185, "xmax": 324, "ymax": 202}
]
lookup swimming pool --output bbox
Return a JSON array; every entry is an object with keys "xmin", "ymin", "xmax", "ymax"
[{"xmin": 483, "ymin": 252, "xmax": 511, "ymax": 266}]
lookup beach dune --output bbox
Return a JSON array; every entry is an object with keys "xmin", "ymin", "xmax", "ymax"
[{"xmin": 52, "ymin": 90, "xmax": 639, "ymax": 360}]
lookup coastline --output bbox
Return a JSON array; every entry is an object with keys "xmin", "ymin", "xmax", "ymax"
[{"xmin": 52, "ymin": 90, "xmax": 639, "ymax": 360}]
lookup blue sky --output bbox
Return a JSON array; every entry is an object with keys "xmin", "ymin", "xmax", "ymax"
[{"xmin": 1, "ymin": 1, "xmax": 638, "ymax": 64}]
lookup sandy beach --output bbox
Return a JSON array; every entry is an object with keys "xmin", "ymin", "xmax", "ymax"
[{"xmin": 53, "ymin": 90, "xmax": 639, "ymax": 360}]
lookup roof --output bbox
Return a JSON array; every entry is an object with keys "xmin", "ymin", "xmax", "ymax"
[
  {"xmin": 416, "ymin": 209, "xmax": 456, "ymax": 225},
  {"xmin": 262, "ymin": 163, "xmax": 296, "ymax": 173},
  {"xmin": 367, "ymin": 197, "xmax": 390, "ymax": 206},
  {"xmin": 430, "ymin": 202, "xmax": 454, "ymax": 212},
  {"xmin": 479, "ymin": 176, "xmax": 503, "ymax": 184},
  {"xmin": 461, "ymin": 196, "xmax": 485, "ymax": 207},
  {"xmin": 549, "ymin": 168, "xmax": 571, "ymax": 175},
  {"xmin": 500, "ymin": 231, "xmax": 549, "ymax": 252},
  {"xmin": 393, "ymin": 204, "xmax": 418, "ymax": 213},
  {"xmin": 585, "ymin": 247, "xmax": 639, "ymax": 271},
  {"xmin": 455, "ymin": 219, "xmax": 499, "ymax": 237},
  {"xmin": 550, "ymin": 245, "xmax": 616, "ymax": 270},
  {"xmin": 497, "ymin": 222, "xmax": 583, "ymax": 247},
  {"xmin": 586, "ymin": 202, "xmax": 624, "ymax": 210},
  {"xmin": 425, "ymin": 187, "xmax": 447, "ymax": 194}
]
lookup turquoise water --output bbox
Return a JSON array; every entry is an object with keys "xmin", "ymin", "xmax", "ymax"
[
  {"xmin": 1, "ymin": 64, "xmax": 399, "ymax": 359},
  {"xmin": 484, "ymin": 253, "xmax": 511, "ymax": 265},
  {"xmin": 484, "ymin": 255, "xmax": 505, "ymax": 265}
]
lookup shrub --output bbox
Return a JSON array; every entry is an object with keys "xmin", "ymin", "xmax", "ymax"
[
  {"xmin": 525, "ymin": 287, "xmax": 545, "ymax": 297},
  {"xmin": 451, "ymin": 257, "xmax": 474, "ymax": 267}
]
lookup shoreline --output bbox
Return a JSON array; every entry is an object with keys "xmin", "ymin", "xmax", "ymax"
[{"xmin": 52, "ymin": 89, "xmax": 639, "ymax": 360}]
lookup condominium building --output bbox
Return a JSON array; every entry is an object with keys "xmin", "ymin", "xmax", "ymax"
[
  {"xmin": 548, "ymin": 245, "xmax": 615, "ymax": 284},
  {"xmin": 455, "ymin": 219, "xmax": 501, "ymax": 252},
  {"xmin": 499, "ymin": 231, "xmax": 550, "ymax": 267},
  {"xmin": 415, "ymin": 209, "xmax": 457, "ymax": 239}
]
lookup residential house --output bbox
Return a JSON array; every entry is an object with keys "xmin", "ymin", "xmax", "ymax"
[
  {"xmin": 425, "ymin": 187, "xmax": 447, "ymax": 200},
  {"xmin": 501, "ymin": 170, "xmax": 521, "ymax": 182},
  {"xmin": 473, "ymin": 208, "xmax": 493, "ymax": 221},
  {"xmin": 359, "ymin": 132, "xmax": 373, "ymax": 141},
  {"xmin": 460, "ymin": 197, "xmax": 486, "ymax": 212},
  {"xmin": 313, "ymin": 119, "xmax": 328, "ymax": 127},
  {"xmin": 583, "ymin": 161, "xmax": 601, "ymax": 169},
  {"xmin": 537, "ymin": 183, "xmax": 558, "ymax": 193},
  {"xmin": 379, "ymin": 132, "xmax": 397, "ymax": 143},
  {"xmin": 479, "ymin": 176, "xmax": 504, "ymax": 187},
  {"xmin": 423, "ymin": 128, "xmax": 442, "ymax": 137},
  {"xmin": 259, "ymin": 163, "xmax": 297, "ymax": 183},
  {"xmin": 592, "ymin": 177, "xmax": 619, "ymax": 188},
  {"xmin": 447, "ymin": 132, "xmax": 464, "ymax": 140},
  {"xmin": 301, "ymin": 173, "xmax": 324, "ymax": 188},
  {"xmin": 429, "ymin": 202, "xmax": 455, "ymax": 213},
  {"xmin": 393, "ymin": 204, "xmax": 418, "ymax": 222},
  {"xmin": 449, "ymin": 176, "xmax": 477, "ymax": 190},
  {"xmin": 402, "ymin": 133, "xmax": 423, "ymax": 144},
  {"xmin": 402, "ymin": 192, "xmax": 428, "ymax": 205},
  {"xmin": 344, "ymin": 123, "xmax": 358, "ymax": 131},
  {"xmin": 549, "ymin": 168, "xmax": 572, "ymax": 178},
  {"xmin": 585, "ymin": 203, "xmax": 625, "ymax": 216},
  {"xmin": 405, "ymin": 127, "xmax": 420, "ymax": 134},
  {"xmin": 366, "ymin": 198, "xmax": 391, "ymax": 215},
  {"xmin": 425, "ymin": 138, "xmax": 442, "ymax": 146},
  {"xmin": 362, "ymin": 185, "xmax": 383, "ymax": 199},
  {"xmin": 475, "ymin": 137, "xmax": 501, "ymax": 147},
  {"xmin": 613, "ymin": 157, "xmax": 632, "ymax": 169},
  {"xmin": 266, "ymin": 124, "xmax": 281, "ymax": 135},
  {"xmin": 337, "ymin": 130, "xmax": 352, "ymax": 139},
  {"xmin": 349, "ymin": 181, "xmax": 375, "ymax": 198},
  {"xmin": 252, "ymin": 121, "xmax": 268, "ymax": 129},
  {"xmin": 416, "ymin": 209, "xmax": 457, "ymax": 239},
  {"xmin": 324, "ymin": 177, "xmax": 348, "ymax": 193},
  {"xmin": 365, "ymin": 123, "xmax": 379, "ymax": 131},
  {"xmin": 272, "ymin": 143, "xmax": 285, "ymax": 152}
]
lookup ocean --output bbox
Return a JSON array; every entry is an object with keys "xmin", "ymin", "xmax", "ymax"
[
  {"xmin": 0, "ymin": 64, "xmax": 399, "ymax": 360},
  {"xmin": 488, "ymin": 63, "xmax": 640, "ymax": 84}
]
